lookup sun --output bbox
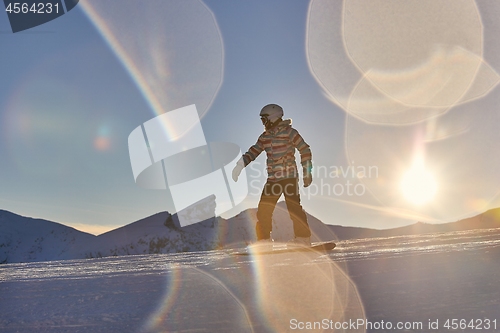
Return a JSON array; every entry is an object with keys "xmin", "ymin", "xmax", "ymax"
[{"xmin": 400, "ymin": 159, "xmax": 438, "ymax": 205}]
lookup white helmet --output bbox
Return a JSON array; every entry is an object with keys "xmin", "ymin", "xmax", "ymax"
[{"xmin": 260, "ymin": 104, "xmax": 283, "ymax": 127}]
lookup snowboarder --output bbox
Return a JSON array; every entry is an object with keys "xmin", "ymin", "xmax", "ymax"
[{"xmin": 232, "ymin": 104, "xmax": 313, "ymax": 247}]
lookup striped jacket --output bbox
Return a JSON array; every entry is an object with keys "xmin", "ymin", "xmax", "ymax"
[{"xmin": 242, "ymin": 119, "xmax": 312, "ymax": 182}]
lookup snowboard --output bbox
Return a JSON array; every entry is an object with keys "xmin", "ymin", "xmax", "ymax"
[{"xmin": 233, "ymin": 241, "xmax": 336, "ymax": 256}]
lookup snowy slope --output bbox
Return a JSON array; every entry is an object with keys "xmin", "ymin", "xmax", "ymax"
[
  {"xmin": 1, "ymin": 227, "xmax": 499, "ymax": 333},
  {"xmin": 2, "ymin": 204, "xmax": 500, "ymax": 264},
  {"xmin": 0, "ymin": 201, "xmax": 338, "ymax": 264},
  {"xmin": 0, "ymin": 209, "xmax": 223, "ymax": 263},
  {"xmin": 0, "ymin": 210, "xmax": 95, "ymax": 264},
  {"xmin": 83, "ymin": 200, "xmax": 345, "ymax": 259},
  {"xmin": 327, "ymin": 207, "xmax": 500, "ymax": 240},
  {"xmin": 84, "ymin": 212, "xmax": 222, "ymax": 259}
]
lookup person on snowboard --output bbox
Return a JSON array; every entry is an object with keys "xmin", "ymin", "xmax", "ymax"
[{"xmin": 232, "ymin": 104, "xmax": 313, "ymax": 247}]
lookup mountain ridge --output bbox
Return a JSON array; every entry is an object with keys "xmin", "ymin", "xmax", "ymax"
[{"xmin": 1, "ymin": 205, "xmax": 500, "ymax": 264}]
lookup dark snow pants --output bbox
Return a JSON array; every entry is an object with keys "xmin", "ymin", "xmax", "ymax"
[{"xmin": 255, "ymin": 177, "xmax": 311, "ymax": 240}]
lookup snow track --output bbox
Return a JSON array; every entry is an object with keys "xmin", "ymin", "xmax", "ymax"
[{"xmin": 1, "ymin": 228, "xmax": 500, "ymax": 332}]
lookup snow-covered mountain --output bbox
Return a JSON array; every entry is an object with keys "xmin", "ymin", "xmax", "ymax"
[
  {"xmin": 0, "ymin": 201, "xmax": 336, "ymax": 264},
  {"xmin": 0, "ymin": 210, "xmax": 227, "ymax": 264},
  {"xmin": 85, "ymin": 212, "xmax": 222, "ymax": 259},
  {"xmin": 0, "ymin": 210, "xmax": 95, "ymax": 264},
  {"xmin": 2, "ymin": 204, "xmax": 500, "ymax": 264}
]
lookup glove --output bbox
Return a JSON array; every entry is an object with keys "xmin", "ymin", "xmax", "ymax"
[
  {"xmin": 303, "ymin": 161, "xmax": 313, "ymax": 187},
  {"xmin": 232, "ymin": 159, "xmax": 245, "ymax": 182},
  {"xmin": 303, "ymin": 174, "xmax": 313, "ymax": 187}
]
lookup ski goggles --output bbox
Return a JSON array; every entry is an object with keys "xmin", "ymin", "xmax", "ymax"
[{"xmin": 260, "ymin": 114, "xmax": 269, "ymax": 124}]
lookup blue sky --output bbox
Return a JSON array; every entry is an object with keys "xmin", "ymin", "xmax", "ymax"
[{"xmin": 1, "ymin": 0, "xmax": 500, "ymax": 234}]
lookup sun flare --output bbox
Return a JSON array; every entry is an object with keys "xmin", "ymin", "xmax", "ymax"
[{"xmin": 400, "ymin": 159, "xmax": 438, "ymax": 205}]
